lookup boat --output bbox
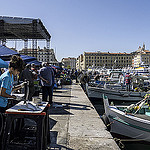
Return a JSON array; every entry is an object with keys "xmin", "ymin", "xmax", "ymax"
[
  {"xmin": 102, "ymin": 94, "xmax": 150, "ymax": 143},
  {"xmin": 86, "ymin": 83, "xmax": 147, "ymax": 102}
]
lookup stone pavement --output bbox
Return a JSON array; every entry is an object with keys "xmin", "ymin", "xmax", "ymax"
[{"xmin": 48, "ymin": 83, "xmax": 120, "ymax": 150}]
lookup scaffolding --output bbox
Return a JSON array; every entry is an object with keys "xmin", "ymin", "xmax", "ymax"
[{"xmin": 0, "ymin": 16, "xmax": 51, "ymax": 57}]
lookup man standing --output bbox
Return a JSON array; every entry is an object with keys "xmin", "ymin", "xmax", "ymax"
[
  {"xmin": 21, "ymin": 64, "xmax": 35, "ymax": 100},
  {"xmin": 74, "ymin": 69, "xmax": 78, "ymax": 83},
  {"xmin": 39, "ymin": 62, "xmax": 54, "ymax": 104},
  {"xmin": 119, "ymin": 73, "xmax": 125, "ymax": 89},
  {"xmin": 125, "ymin": 72, "xmax": 131, "ymax": 91}
]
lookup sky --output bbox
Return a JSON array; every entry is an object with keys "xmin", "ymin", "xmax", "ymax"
[{"xmin": 1, "ymin": 0, "xmax": 150, "ymax": 61}]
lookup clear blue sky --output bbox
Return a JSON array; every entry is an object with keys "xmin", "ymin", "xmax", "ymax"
[{"xmin": 1, "ymin": 0, "xmax": 150, "ymax": 61}]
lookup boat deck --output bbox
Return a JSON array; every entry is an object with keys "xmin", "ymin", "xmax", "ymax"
[{"xmin": 135, "ymin": 114, "xmax": 150, "ymax": 121}]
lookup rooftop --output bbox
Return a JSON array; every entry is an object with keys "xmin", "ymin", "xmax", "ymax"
[
  {"xmin": 85, "ymin": 52, "xmax": 131, "ymax": 55},
  {"xmin": 0, "ymin": 16, "xmax": 51, "ymax": 40}
]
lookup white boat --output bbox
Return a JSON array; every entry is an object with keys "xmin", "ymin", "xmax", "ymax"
[
  {"xmin": 102, "ymin": 95, "xmax": 150, "ymax": 143},
  {"xmin": 86, "ymin": 83, "xmax": 147, "ymax": 101}
]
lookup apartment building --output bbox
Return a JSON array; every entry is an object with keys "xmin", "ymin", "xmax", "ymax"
[
  {"xmin": 132, "ymin": 44, "xmax": 150, "ymax": 67},
  {"xmin": 76, "ymin": 44, "xmax": 150, "ymax": 70},
  {"xmin": 76, "ymin": 51, "xmax": 132, "ymax": 70},
  {"xmin": 19, "ymin": 47, "xmax": 59, "ymax": 65},
  {"xmin": 61, "ymin": 57, "xmax": 76, "ymax": 69}
]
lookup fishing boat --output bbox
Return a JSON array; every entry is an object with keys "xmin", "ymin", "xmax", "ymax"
[
  {"xmin": 102, "ymin": 94, "xmax": 150, "ymax": 143},
  {"xmin": 86, "ymin": 83, "xmax": 147, "ymax": 102}
]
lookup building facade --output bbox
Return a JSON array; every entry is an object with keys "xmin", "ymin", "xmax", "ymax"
[
  {"xmin": 19, "ymin": 47, "xmax": 59, "ymax": 65},
  {"xmin": 132, "ymin": 44, "xmax": 150, "ymax": 67},
  {"xmin": 76, "ymin": 54, "xmax": 84, "ymax": 71},
  {"xmin": 61, "ymin": 57, "xmax": 76, "ymax": 69},
  {"xmin": 76, "ymin": 44, "xmax": 150, "ymax": 70},
  {"xmin": 76, "ymin": 51, "xmax": 133, "ymax": 70}
]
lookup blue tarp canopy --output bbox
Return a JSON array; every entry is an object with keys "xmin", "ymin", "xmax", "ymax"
[
  {"xmin": 27, "ymin": 60, "xmax": 41, "ymax": 65},
  {"xmin": 0, "ymin": 45, "xmax": 19, "ymax": 61},
  {"xmin": 0, "ymin": 58, "xmax": 8, "ymax": 68},
  {"xmin": 0, "ymin": 45, "xmax": 18, "ymax": 56},
  {"xmin": 6, "ymin": 55, "xmax": 41, "ymax": 66},
  {"xmin": 20, "ymin": 55, "xmax": 41, "ymax": 65},
  {"xmin": 20, "ymin": 55, "xmax": 36, "ymax": 63}
]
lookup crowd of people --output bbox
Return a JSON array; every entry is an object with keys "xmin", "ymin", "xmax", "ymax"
[
  {"xmin": 0, "ymin": 55, "xmax": 81, "ymax": 110},
  {"xmin": 0, "ymin": 55, "xmax": 82, "ymax": 147}
]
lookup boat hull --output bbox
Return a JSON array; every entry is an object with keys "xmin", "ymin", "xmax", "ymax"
[
  {"xmin": 87, "ymin": 85, "xmax": 146, "ymax": 101},
  {"xmin": 103, "ymin": 96, "xmax": 150, "ymax": 143},
  {"xmin": 108, "ymin": 109, "xmax": 150, "ymax": 142}
]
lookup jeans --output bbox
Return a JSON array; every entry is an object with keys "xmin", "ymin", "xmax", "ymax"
[
  {"xmin": 0, "ymin": 107, "xmax": 6, "ymax": 148},
  {"xmin": 126, "ymin": 84, "xmax": 131, "ymax": 91}
]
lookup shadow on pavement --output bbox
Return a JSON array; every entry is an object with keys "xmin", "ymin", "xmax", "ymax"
[
  {"xmin": 48, "ymin": 131, "xmax": 74, "ymax": 150},
  {"xmin": 53, "ymin": 95, "xmax": 78, "ymax": 98},
  {"xmin": 49, "ymin": 118, "xmax": 57, "ymax": 130},
  {"xmin": 49, "ymin": 102, "xmax": 94, "ymax": 115}
]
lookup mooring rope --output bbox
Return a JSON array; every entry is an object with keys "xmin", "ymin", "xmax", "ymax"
[
  {"xmin": 114, "ymin": 137, "xmax": 148, "ymax": 149},
  {"xmin": 114, "ymin": 138, "xmax": 125, "ymax": 149}
]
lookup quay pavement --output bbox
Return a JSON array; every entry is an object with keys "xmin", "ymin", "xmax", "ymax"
[{"xmin": 48, "ymin": 82, "xmax": 120, "ymax": 150}]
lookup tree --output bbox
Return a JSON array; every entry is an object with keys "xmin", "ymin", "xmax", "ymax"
[{"xmin": 67, "ymin": 65, "xmax": 71, "ymax": 69}]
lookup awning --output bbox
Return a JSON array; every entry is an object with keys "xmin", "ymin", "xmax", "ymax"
[
  {"xmin": 27, "ymin": 60, "xmax": 41, "ymax": 65},
  {"xmin": 0, "ymin": 58, "xmax": 8, "ymax": 68},
  {"xmin": 0, "ymin": 45, "xmax": 19, "ymax": 56},
  {"xmin": 20, "ymin": 55, "xmax": 36, "ymax": 63}
]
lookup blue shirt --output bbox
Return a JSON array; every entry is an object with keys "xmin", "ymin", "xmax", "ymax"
[
  {"xmin": 0, "ymin": 70, "xmax": 13, "ymax": 107},
  {"xmin": 39, "ymin": 66, "xmax": 54, "ymax": 87}
]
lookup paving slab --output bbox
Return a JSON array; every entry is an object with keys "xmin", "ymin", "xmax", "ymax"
[{"xmin": 48, "ymin": 83, "xmax": 120, "ymax": 150}]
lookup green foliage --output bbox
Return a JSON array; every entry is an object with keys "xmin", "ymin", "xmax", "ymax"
[{"xmin": 67, "ymin": 65, "xmax": 71, "ymax": 69}]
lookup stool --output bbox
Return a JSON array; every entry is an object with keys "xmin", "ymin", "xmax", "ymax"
[{"xmin": 2, "ymin": 112, "xmax": 46, "ymax": 150}]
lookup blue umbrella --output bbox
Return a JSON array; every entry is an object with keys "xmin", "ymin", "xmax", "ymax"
[{"xmin": 0, "ymin": 58, "xmax": 8, "ymax": 68}]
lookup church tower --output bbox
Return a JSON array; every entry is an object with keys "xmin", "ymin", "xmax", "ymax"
[{"xmin": 142, "ymin": 43, "xmax": 145, "ymax": 50}]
